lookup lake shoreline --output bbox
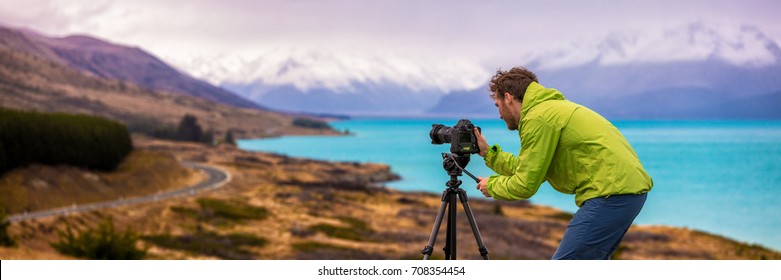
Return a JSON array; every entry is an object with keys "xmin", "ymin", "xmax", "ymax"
[{"xmin": 238, "ymin": 118, "xmax": 781, "ymax": 252}]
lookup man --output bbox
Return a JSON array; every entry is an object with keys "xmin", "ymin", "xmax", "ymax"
[{"xmin": 474, "ymin": 67, "xmax": 652, "ymax": 260}]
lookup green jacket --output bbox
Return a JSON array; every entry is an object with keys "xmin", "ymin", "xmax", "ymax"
[{"xmin": 484, "ymin": 82, "xmax": 652, "ymax": 206}]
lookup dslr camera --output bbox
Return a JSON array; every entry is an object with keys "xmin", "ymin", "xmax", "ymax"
[{"xmin": 430, "ymin": 119, "xmax": 481, "ymax": 155}]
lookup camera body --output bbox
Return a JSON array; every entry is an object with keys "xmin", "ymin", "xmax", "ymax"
[{"xmin": 430, "ymin": 119, "xmax": 481, "ymax": 155}]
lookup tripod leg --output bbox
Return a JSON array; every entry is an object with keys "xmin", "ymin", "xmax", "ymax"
[
  {"xmin": 447, "ymin": 191, "xmax": 458, "ymax": 260},
  {"xmin": 457, "ymin": 189, "xmax": 490, "ymax": 260},
  {"xmin": 421, "ymin": 190, "xmax": 450, "ymax": 260}
]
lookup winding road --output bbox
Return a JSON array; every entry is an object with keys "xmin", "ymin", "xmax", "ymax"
[{"xmin": 7, "ymin": 161, "xmax": 231, "ymax": 223}]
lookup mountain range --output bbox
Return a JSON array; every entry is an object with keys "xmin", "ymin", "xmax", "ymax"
[
  {"xmin": 219, "ymin": 22, "xmax": 781, "ymax": 119},
  {"xmin": 429, "ymin": 59, "xmax": 781, "ymax": 119},
  {"xmin": 4, "ymin": 22, "xmax": 779, "ymax": 120}
]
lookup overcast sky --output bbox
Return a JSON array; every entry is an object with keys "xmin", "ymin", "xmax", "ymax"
[{"xmin": 1, "ymin": 0, "xmax": 780, "ymax": 91}]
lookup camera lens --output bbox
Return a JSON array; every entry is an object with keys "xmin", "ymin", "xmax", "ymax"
[{"xmin": 430, "ymin": 124, "xmax": 451, "ymax": 144}]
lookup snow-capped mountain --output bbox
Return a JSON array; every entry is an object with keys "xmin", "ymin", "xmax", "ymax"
[
  {"xmin": 430, "ymin": 22, "xmax": 781, "ymax": 119},
  {"xmin": 180, "ymin": 22, "xmax": 781, "ymax": 118},
  {"xmin": 172, "ymin": 50, "xmax": 488, "ymax": 115}
]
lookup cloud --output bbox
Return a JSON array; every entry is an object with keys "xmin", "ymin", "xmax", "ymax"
[
  {"xmin": 0, "ymin": 0, "xmax": 72, "ymax": 32},
  {"xmin": 527, "ymin": 22, "xmax": 781, "ymax": 70},
  {"xmin": 2, "ymin": 0, "xmax": 780, "ymax": 93}
]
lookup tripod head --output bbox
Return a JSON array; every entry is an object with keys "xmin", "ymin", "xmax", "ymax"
[
  {"xmin": 441, "ymin": 153, "xmax": 480, "ymax": 185},
  {"xmin": 442, "ymin": 153, "xmax": 470, "ymax": 177}
]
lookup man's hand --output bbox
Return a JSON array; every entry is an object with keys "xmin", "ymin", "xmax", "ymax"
[
  {"xmin": 477, "ymin": 176, "xmax": 491, "ymax": 197},
  {"xmin": 474, "ymin": 127, "xmax": 490, "ymax": 157}
]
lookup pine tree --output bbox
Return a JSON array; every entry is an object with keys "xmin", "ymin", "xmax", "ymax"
[
  {"xmin": 175, "ymin": 114, "xmax": 203, "ymax": 142},
  {"xmin": 201, "ymin": 129, "xmax": 215, "ymax": 145},
  {"xmin": 224, "ymin": 130, "xmax": 236, "ymax": 145}
]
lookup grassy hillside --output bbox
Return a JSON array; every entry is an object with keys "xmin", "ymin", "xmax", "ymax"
[
  {"xmin": 0, "ymin": 48, "xmax": 337, "ymax": 139},
  {"xmin": 0, "ymin": 25, "xmax": 261, "ymax": 110}
]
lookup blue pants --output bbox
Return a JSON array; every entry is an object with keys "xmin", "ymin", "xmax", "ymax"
[{"xmin": 552, "ymin": 193, "xmax": 647, "ymax": 260}]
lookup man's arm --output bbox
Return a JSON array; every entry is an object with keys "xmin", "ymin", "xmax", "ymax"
[
  {"xmin": 484, "ymin": 119, "xmax": 560, "ymax": 200},
  {"xmin": 474, "ymin": 128, "xmax": 518, "ymax": 176}
]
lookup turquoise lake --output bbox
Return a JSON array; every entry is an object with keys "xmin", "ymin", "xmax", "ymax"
[{"xmin": 239, "ymin": 118, "xmax": 781, "ymax": 251}]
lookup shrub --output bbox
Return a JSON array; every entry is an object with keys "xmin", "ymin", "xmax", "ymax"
[
  {"xmin": 143, "ymin": 230, "xmax": 267, "ymax": 259},
  {"xmin": 547, "ymin": 212, "xmax": 574, "ymax": 221},
  {"xmin": 292, "ymin": 241, "xmax": 350, "ymax": 252},
  {"xmin": 292, "ymin": 118, "xmax": 331, "ymax": 129},
  {"xmin": 493, "ymin": 204, "xmax": 505, "ymax": 216},
  {"xmin": 50, "ymin": 216, "xmax": 146, "ymax": 259},
  {"xmin": 0, "ymin": 204, "xmax": 15, "ymax": 247},
  {"xmin": 196, "ymin": 198, "xmax": 269, "ymax": 221},
  {"xmin": 308, "ymin": 216, "xmax": 374, "ymax": 242}
]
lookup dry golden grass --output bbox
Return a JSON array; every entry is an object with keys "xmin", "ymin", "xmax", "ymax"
[{"xmin": 0, "ymin": 149, "xmax": 201, "ymax": 214}]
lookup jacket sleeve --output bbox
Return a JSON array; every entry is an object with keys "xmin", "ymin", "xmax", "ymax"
[
  {"xmin": 483, "ymin": 144, "xmax": 520, "ymax": 176},
  {"xmin": 485, "ymin": 119, "xmax": 560, "ymax": 201}
]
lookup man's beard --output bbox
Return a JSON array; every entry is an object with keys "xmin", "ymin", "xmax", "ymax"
[
  {"xmin": 505, "ymin": 119, "xmax": 519, "ymax": 131},
  {"xmin": 499, "ymin": 102, "xmax": 519, "ymax": 131}
]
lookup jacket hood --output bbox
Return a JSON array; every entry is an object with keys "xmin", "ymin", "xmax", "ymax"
[{"xmin": 521, "ymin": 82, "xmax": 566, "ymax": 119}]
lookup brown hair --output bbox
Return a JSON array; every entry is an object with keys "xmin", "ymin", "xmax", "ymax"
[{"xmin": 489, "ymin": 67, "xmax": 538, "ymax": 101}]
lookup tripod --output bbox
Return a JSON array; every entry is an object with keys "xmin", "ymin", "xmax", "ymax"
[{"xmin": 421, "ymin": 153, "xmax": 489, "ymax": 260}]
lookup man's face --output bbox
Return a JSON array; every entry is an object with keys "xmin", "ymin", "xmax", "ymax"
[{"xmin": 494, "ymin": 92, "xmax": 519, "ymax": 131}]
